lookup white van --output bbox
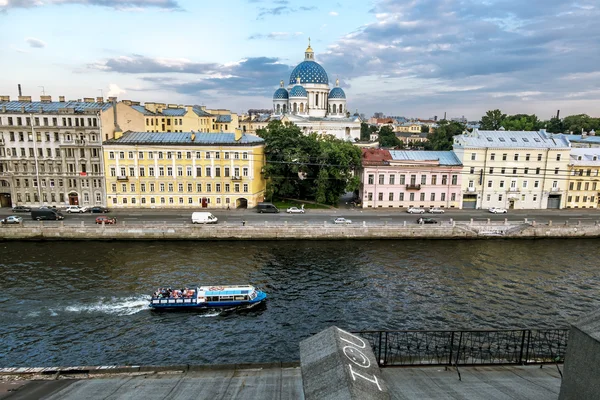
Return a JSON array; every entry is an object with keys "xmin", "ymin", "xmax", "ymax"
[{"xmin": 191, "ymin": 212, "xmax": 218, "ymax": 224}]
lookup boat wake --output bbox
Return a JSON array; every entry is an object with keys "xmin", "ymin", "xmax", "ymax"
[{"xmin": 61, "ymin": 295, "xmax": 150, "ymax": 316}]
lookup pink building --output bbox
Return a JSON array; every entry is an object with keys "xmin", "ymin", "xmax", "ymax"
[{"xmin": 359, "ymin": 149, "xmax": 463, "ymax": 209}]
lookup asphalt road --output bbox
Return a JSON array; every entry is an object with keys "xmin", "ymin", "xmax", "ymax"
[{"xmin": 1, "ymin": 207, "xmax": 599, "ymax": 226}]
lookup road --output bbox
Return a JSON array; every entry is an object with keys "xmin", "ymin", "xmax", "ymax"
[{"xmin": 1, "ymin": 207, "xmax": 599, "ymax": 227}]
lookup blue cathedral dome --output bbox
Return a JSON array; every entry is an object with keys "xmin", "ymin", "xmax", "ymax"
[
  {"xmin": 289, "ymin": 85, "xmax": 308, "ymax": 97},
  {"xmin": 273, "ymin": 87, "xmax": 289, "ymax": 99},
  {"xmin": 289, "ymin": 61, "xmax": 329, "ymax": 85},
  {"xmin": 328, "ymin": 87, "xmax": 346, "ymax": 99}
]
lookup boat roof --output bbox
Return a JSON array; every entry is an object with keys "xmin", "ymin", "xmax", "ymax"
[{"xmin": 199, "ymin": 285, "xmax": 255, "ymax": 296}]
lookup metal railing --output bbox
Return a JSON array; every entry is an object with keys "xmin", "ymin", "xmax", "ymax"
[{"xmin": 353, "ymin": 328, "xmax": 569, "ymax": 367}]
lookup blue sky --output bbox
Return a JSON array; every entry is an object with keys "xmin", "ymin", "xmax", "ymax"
[{"xmin": 1, "ymin": 0, "xmax": 599, "ymax": 120}]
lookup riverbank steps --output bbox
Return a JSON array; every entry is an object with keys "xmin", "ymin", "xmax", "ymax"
[{"xmin": 1, "ymin": 221, "xmax": 600, "ymax": 240}]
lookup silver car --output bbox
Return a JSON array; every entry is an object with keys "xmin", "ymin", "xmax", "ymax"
[
  {"xmin": 1, "ymin": 215, "xmax": 23, "ymax": 224},
  {"xmin": 334, "ymin": 217, "xmax": 352, "ymax": 224},
  {"xmin": 428, "ymin": 207, "xmax": 445, "ymax": 214}
]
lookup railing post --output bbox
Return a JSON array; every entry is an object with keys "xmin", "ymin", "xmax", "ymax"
[
  {"xmin": 524, "ymin": 330, "xmax": 532, "ymax": 364},
  {"xmin": 455, "ymin": 331, "xmax": 463, "ymax": 366},
  {"xmin": 384, "ymin": 332, "xmax": 388, "ymax": 366},
  {"xmin": 518, "ymin": 330, "xmax": 527, "ymax": 365},
  {"xmin": 448, "ymin": 331, "xmax": 455, "ymax": 366},
  {"xmin": 378, "ymin": 331, "xmax": 383, "ymax": 367}
]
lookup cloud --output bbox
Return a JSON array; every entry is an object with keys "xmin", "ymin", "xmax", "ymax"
[
  {"xmin": 329, "ymin": 11, "xmax": 338, "ymax": 16},
  {"xmin": 10, "ymin": 44, "xmax": 29, "ymax": 53},
  {"xmin": 25, "ymin": 37, "xmax": 46, "ymax": 48},
  {"xmin": 90, "ymin": 55, "xmax": 293, "ymax": 97},
  {"xmin": 106, "ymin": 83, "xmax": 126, "ymax": 98},
  {"xmin": 255, "ymin": 2, "xmax": 317, "ymax": 19},
  {"xmin": 248, "ymin": 31, "xmax": 303, "ymax": 40},
  {"xmin": 317, "ymin": 0, "xmax": 600, "ymax": 117},
  {"xmin": 0, "ymin": 0, "xmax": 182, "ymax": 12}
]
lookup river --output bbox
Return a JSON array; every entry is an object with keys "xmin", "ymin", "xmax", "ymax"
[{"xmin": 1, "ymin": 239, "xmax": 599, "ymax": 367}]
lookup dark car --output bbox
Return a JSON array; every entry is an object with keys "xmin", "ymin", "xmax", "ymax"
[
  {"xmin": 12, "ymin": 206, "xmax": 31, "ymax": 213},
  {"xmin": 95, "ymin": 216, "xmax": 117, "ymax": 224},
  {"xmin": 90, "ymin": 206, "xmax": 110, "ymax": 213},
  {"xmin": 417, "ymin": 217, "xmax": 438, "ymax": 224}
]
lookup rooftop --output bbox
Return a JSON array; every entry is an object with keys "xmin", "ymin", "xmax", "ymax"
[
  {"xmin": 389, "ymin": 150, "xmax": 463, "ymax": 166},
  {"xmin": 0, "ymin": 100, "xmax": 112, "ymax": 114},
  {"xmin": 455, "ymin": 129, "xmax": 571, "ymax": 149},
  {"xmin": 104, "ymin": 131, "xmax": 264, "ymax": 146},
  {"xmin": 569, "ymin": 148, "xmax": 600, "ymax": 165}
]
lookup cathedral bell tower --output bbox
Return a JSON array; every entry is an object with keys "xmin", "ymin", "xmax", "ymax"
[{"xmin": 305, "ymin": 37, "xmax": 314, "ymax": 60}]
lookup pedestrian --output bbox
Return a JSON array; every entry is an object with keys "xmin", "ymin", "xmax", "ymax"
[
  {"xmin": 227, "ymin": 204, "xmax": 230, "ymax": 210},
  {"xmin": 242, "ymin": 220, "xmax": 246, "ymax": 226}
]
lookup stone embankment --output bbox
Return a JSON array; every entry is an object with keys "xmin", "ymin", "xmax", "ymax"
[{"xmin": 1, "ymin": 220, "xmax": 599, "ymax": 240}]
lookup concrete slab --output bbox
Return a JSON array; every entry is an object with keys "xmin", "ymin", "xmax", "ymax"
[
  {"xmin": 1, "ymin": 365, "xmax": 562, "ymax": 400},
  {"xmin": 382, "ymin": 365, "xmax": 561, "ymax": 400}
]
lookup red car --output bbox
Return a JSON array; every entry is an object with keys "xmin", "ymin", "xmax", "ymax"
[{"xmin": 95, "ymin": 216, "xmax": 117, "ymax": 225}]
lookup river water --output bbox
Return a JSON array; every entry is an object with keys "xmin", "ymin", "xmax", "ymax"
[{"xmin": 1, "ymin": 239, "xmax": 599, "ymax": 367}]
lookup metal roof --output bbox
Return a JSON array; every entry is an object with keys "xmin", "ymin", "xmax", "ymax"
[
  {"xmin": 0, "ymin": 100, "xmax": 112, "ymax": 113},
  {"xmin": 131, "ymin": 105, "xmax": 155, "ymax": 116},
  {"xmin": 161, "ymin": 108, "xmax": 186, "ymax": 117},
  {"xmin": 104, "ymin": 131, "xmax": 264, "ymax": 146},
  {"xmin": 454, "ymin": 129, "xmax": 571, "ymax": 149},
  {"xmin": 216, "ymin": 115, "xmax": 232, "ymax": 123},
  {"xmin": 389, "ymin": 150, "xmax": 462, "ymax": 166},
  {"xmin": 569, "ymin": 148, "xmax": 600, "ymax": 165},
  {"xmin": 192, "ymin": 107, "xmax": 213, "ymax": 117},
  {"xmin": 560, "ymin": 134, "xmax": 600, "ymax": 144}
]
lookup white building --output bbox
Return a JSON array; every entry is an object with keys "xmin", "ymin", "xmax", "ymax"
[
  {"xmin": 453, "ymin": 129, "xmax": 571, "ymax": 210},
  {"xmin": 271, "ymin": 40, "xmax": 361, "ymax": 141}
]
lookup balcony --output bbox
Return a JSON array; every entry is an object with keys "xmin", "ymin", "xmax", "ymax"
[
  {"xmin": 231, "ymin": 176, "xmax": 242, "ymax": 181},
  {"xmin": 406, "ymin": 184, "xmax": 421, "ymax": 190},
  {"xmin": 116, "ymin": 175, "xmax": 129, "ymax": 181},
  {"xmin": 507, "ymin": 188, "xmax": 520, "ymax": 193},
  {"xmin": 550, "ymin": 187, "xmax": 562, "ymax": 192},
  {"xmin": 466, "ymin": 187, "xmax": 476, "ymax": 192}
]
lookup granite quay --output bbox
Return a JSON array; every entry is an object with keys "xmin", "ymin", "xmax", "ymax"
[{"xmin": 1, "ymin": 219, "xmax": 600, "ymax": 240}]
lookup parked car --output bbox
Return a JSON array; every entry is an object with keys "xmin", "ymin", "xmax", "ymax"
[
  {"xmin": 407, "ymin": 207, "xmax": 425, "ymax": 214},
  {"xmin": 428, "ymin": 207, "xmax": 445, "ymax": 214},
  {"xmin": 417, "ymin": 217, "xmax": 438, "ymax": 224},
  {"xmin": 95, "ymin": 216, "xmax": 117, "ymax": 225},
  {"xmin": 489, "ymin": 207, "xmax": 508, "ymax": 214},
  {"xmin": 90, "ymin": 206, "xmax": 110, "ymax": 213},
  {"xmin": 11, "ymin": 206, "xmax": 31, "ymax": 213},
  {"xmin": 31, "ymin": 209, "xmax": 64, "ymax": 220},
  {"xmin": 1, "ymin": 216, "xmax": 23, "ymax": 225},
  {"xmin": 286, "ymin": 206, "xmax": 305, "ymax": 214},
  {"xmin": 334, "ymin": 217, "xmax": 352, "ymax": 224},
  {"xmin": 257, "ymin": 202, "xmax": 280, "ymax": 213},
  {"xmin": 65, "ymin": 206, "xmax": 88, "ymax": 213},
  {"xmin": 191, "ymin": 212, "xmax": 218, "ymax": 224}
]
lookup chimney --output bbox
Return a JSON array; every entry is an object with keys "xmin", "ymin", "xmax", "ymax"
[
  {"xmin": 122, "ymin": 100, "xmax": 132, "ymax": 106},
  {"xmin": 96, "ymin": 97, "xmax": 104, "ymax": 103},
  {"xmin": 556, "ymin": 110, "xmax": 560, "ymax": 119},
  {"xmin": 40, "ymin": 95, "xmax": 52, "ymax": 103},
  {"xmin": 108, "ymin": 96, "xmax": 117, "ymax": 102},
  {"xmin": 0, "ymin": 95, "xmax": 9, "ymax": 102},
  {"xmin": 59, "ymin": 96, "xmax": 65, "ymax": 102},
  {"xmin": 83, "ymin": 97, "xmax": 94, "ymax": 103},
  {"xmin": 18, "ymin": 96, "xmax": 32, "ymax": 102},
  {"xmin": 112, "ymin": 100, "xmax": 121, "ymax": 132},
  {"xmin": 18, "ymin": 84, "xmax": 22, "ymax": 97},
  {"xmin": 234, "ymin": 128, "xmax": 243, "ymax": 142}
]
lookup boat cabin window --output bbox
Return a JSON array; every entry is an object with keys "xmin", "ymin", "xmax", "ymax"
[
  {"xmin": 234, "ymin": 295, "xmax": 246, "ymax": 300},
  {"xmin": 220, "ymin": 296, "xmax": 233, "ymax": 301}
]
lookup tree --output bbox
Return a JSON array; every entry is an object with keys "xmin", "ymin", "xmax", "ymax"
[
  {"xmin": 378, "ymin": 125, "xmax": 403, "ymax": 148},
  {"xmin": 545, "ymin": 117, "xmax": 564, "ymax": 134},
  {"xmin": 360, "ymin": 123, "xmax": 370, "ymax": 141},
  {"xmin": 424, "ymin": 120, "xmax": 465, "ymax": 150},
  {"xmin": 562, "ymin": 114, "xmax": 600, "ymax": 134},
  {"xmin": 502, "ymin": 114, "xmax": 542, "ymax": 131},
  {"xmin": 256, "ymin": 120, "xmax": 361, "ymax": 205},
  {"xmin": 421, "ymin": 125, "xmax": 429, "ymax": 133},
  {"xmin": 480, "ymin": 109, "xmax": 506, "ymax": 130}
]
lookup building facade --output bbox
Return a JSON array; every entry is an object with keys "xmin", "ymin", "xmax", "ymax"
[
  {"xmin": 453, "ymin": 129, "xmax": 571, "ymax": 210},
  {"xmin": 359, "ymin": 149, "xmax": 463, "ymax": 209},
  {"xmin": 103, "ymin": 130, "xmax": 266, "ymax": 209},
  {"xmin": 565, "ymin": 148, "xmax": 600, "ymax": 208},
  {"xmin": 0, "ymin": 96, "xmax": 112, "ymax": 208}
]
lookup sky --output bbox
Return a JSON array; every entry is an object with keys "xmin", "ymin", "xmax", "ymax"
[{"xmin": 0, "ymin": 0, "xmax": 599, "ymax": 120}]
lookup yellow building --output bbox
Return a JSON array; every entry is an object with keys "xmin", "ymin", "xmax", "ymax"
[
  {"xmin": 102, "ymin": 130, "xmax": 266, "ymax": 209},
  {"xmin": 565, "ymin": 148, "xmax": 600, "ymax": 208},
  {"xmin": 395, "ymin": 123, "xmax": 422, "ymax": 133}
]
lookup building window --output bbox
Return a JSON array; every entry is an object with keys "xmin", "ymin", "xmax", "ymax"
[
  {"xmin": 490, "ymin": 153, "xmax": 495, "ymax": 161},
  {"xmin": 556, "ymin": 154, "xmax": 561, "ymax": 161},
  {"xmin": 421, "ymin": 175, "xmax": 426, "ymax": 185},
  {"xmin": 378, "ymin": 175, "xmax": 384, "ymax": 184},
  {"xmin": 555, "ymin": 168, "xmax": 559, "ymax": 175},
  {"xmin": 389, "ymin": 193, "xmax": 394, "ymax": 201},
  {"xmin": 469, "ymin": 167, "xmax": 475, "ymax": 174},
  {"xmin": 471, "ymin": 153, "xmax": 476, "ymax": 161},
  {"xmin": 514, "ymin": 154, "xmax": 519, "ymax": 161},
  {"xmin": 368, "ymin": 174, "xmax": 374, "ymax": 185},
  {"xmin": 537, "ymin": 154, "xmax": 542, "ymax": 161},
  {"xmin": 502, "ymin": 154, "xmax": 507, "ymax": 161},
  {"xmin": 525, "ymin": 154, "xmax": 530, "ymax": 161}
]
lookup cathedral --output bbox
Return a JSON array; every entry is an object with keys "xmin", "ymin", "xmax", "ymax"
[{"xmin": 272, "ymin": 40, "xmax": 361, "ymax": 141}]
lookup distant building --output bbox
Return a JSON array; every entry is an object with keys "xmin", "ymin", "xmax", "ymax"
[
  {"xmin": 453, "ymin": 129, "xmax": 571, "ymax": 210},
  {"xmin": 102, "ymin": 130, "xmax": 266, "ymax": 209},
  {"xmin": 558, "ymin": 134, "xmax": 600, "ymax": 148},
  {"xmin": 565, "ymin": 148, "xmax": 600, "ymax": 209},
  {"xmin": 359, "ymin": 149, "xmax": 463, "ymax": 209},
  {"xmin": 0, "ymin": 95, "xmax": 116, "ymax": 208}
]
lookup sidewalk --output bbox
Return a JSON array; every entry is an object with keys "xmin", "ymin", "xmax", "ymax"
[{"xmin": 0, "ymin": 364, "xmax": 562, "ymax": 400}]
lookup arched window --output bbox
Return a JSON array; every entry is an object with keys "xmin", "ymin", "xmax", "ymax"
[
  {"xmin": 328, "ymin": 104, "xmax": 331, "ymax": 113},
  {"xmin": 283, "ymin": 104, "xmax": 287, "ymax": 113},
  {"xmin": 276, "ymin": 104, "xmax": 281, "ymax": 113},
  {"xmin": 339, "ymin": 104, "xmax": 343, "ymax": 113},
  {"xmin": 316, "ymin": 93, "xmax": 319, "ymax": 107},
  {"xmin": 300, "ymin": 103, "xmax": 304, "ymax": 113},
  {"xmin": 293, "ymin": 103, "xmax": 297, "ymax": 113}
]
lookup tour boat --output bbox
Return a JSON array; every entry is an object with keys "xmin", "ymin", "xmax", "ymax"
[{"xmin": 149, "ymin": 285, "xmax": 267, "ymax": 310}]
